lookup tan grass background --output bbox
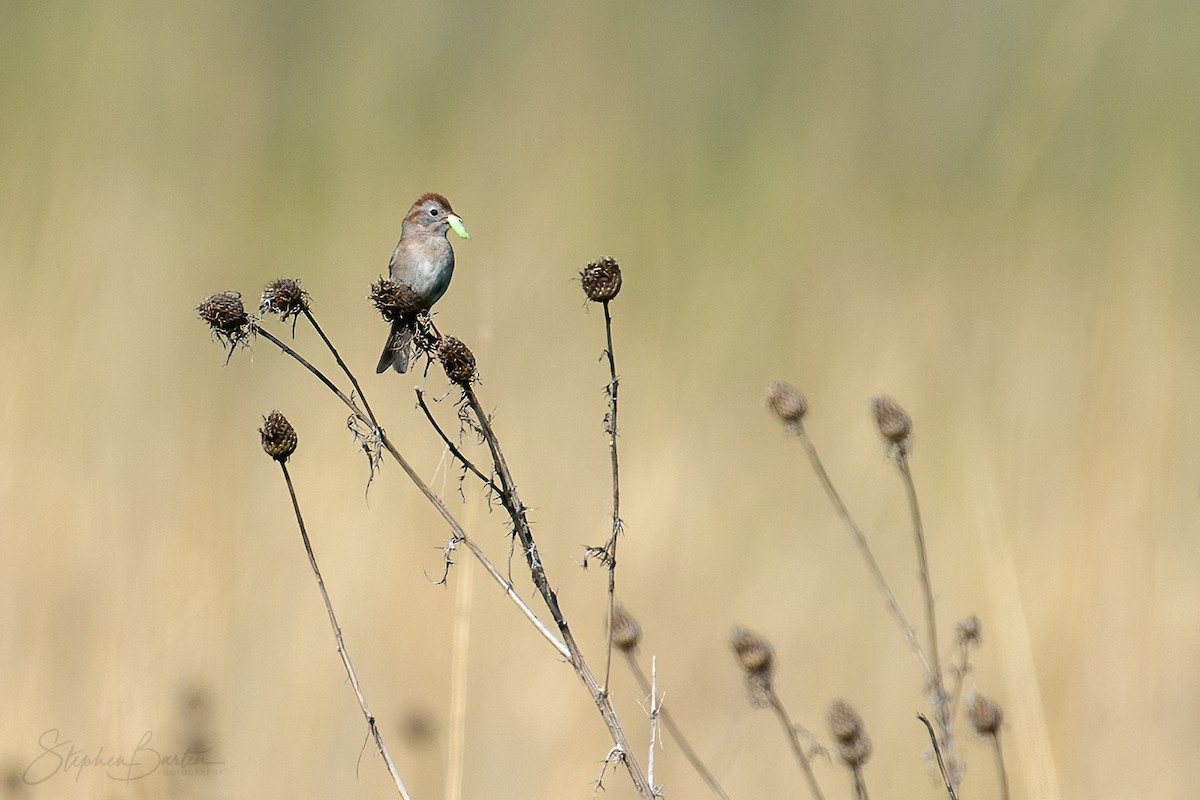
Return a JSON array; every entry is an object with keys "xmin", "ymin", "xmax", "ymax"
[{"xmin": 2, "ymin": 1, "xmax": 1198, "ymax": 798}]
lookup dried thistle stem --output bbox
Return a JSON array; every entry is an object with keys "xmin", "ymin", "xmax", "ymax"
[
  {"xmin": 460, "ymin": 384, "xmax": 654, "ymax": 799},
  {"xmin": 765, "ymin": 687, "xmax": 826, "ymax": 800},
  {"xmin": 623, "ymin": 651, "xmax": 733, "ymax": 800},
  {"xmin": 789, "ymin": 425, "xmax": 934, "ymax": 681},
  {"xmin": 897, "ymin": 450, "xmax": 943, "ymax": 695},
  {"xmin": 255, "ymin": 308, "xmax": 652, "ymax": 797},
  {"xmin": 851, "ymin": 766, "xmax": 870, "ymax": 800},
  {"xmin": 415, "ymin": 388, "xmax": 501, "ymax": 496},
  {"xmin": 990, "ymin": 731, "xmax": 1011, "ymax": 800},
  {"xmin": 302, "ymin": 307, "xmax": 381, "ymax": 430},
  {"xmin": 255, "ymin": 324, "xmax": 568, "ymax": 659},
  {"xmin": 895, "ymin": 449, "xmax": 957, "ymax": 778},
  {"xmin": 647, "ymin": 657, "xmax": 661, "ymax": 798},
  {"xmin": 257, "ymin": 326, "xmax": 361, "ymax": 411},
  {"xmin": 947, "ymin": 640, "xmax": 971, "ymax": 725},
  {"xmin": 276, "ymin": 460, "xmax": 411, "ymax": 799},
  {"xmin": 600, "ymin": 298, "xmax": 623, "ymax": 695},
  {"xmin": 917, "ymin": 713, "xmax": 958, "ymax": 800}
]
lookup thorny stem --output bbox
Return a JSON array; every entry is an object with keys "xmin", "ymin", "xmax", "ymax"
[
  {"xmin": 601, "ymin": 299, "xmax": 622, "ymax": 696},
  {"xmin": 765, "ymin": 687, "xmax": 826, "ymax": 800},
  {"xmin": 278, "ymin": 461, "xmax": 411, "ymax": 799},
  {"xmin": 917, "ymin": 713, "xmax": 958, "ymax": 800},
  {"xmin": 623, "ymin": 651, "xmax": 733, "ymax": 800},
  {"xmin": 415, "ymin": 388, "xmax": 502, "ymax": 496},
  {"xmin": 461, "ymin": 384, "xmax": 654, "ymax": 799},
  {"xmin": 378, "ymin": 427, "xmax": 572, "ymax": 661},
  {"xmin": 256, "ymin": 325, "xmax": 568, "ymax": 659},
  {"xmin": 788, "ymin": 425, "xmax": 935, "ymax": 682},
  {"xmin": 256, "ymin": 326, "xmax": 651, "ymax": 798}
]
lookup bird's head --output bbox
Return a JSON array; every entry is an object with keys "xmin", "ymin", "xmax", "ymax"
[{"xmin": 404, "ymin": 193, "xmax": 470, "ymax": 240}]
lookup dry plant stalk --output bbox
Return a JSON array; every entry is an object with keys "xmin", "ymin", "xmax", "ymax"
[
  {"xmin": 918, "ymin": 713, "xmax": 959, "ymax": 800},
  {"xmin": 258, "ymin": 410, "xmax": 411, "ymax": 799},
  {"xmin": 767, "ymin": 382, "xmax": 1012, "ymax": 799},
  {"xmin": 765, "ymin": 382, "xmax": 934, "ymax": 681},
  {"xmin": 581, "ymin": 256, "xmax": 626, "ymax": 695},
  {"xmin": 872, "ymin": 395, "xmax": 955, "ymax": 772},
  {"xmin": 966, "ymin": 693, "xmax": 1010, "ymax": 800},
  {"xmin": 827, "ymin": 699, "xmax": 872, "ymax": 800},
  {"xmin": 201, "ymin": 280, "xmax": 656, "ymax": 799},
  {"xmin": 730, "ymin": 626, "xmax": 826, "ymax": 800},
  {"xmin": 613, "ymin": 606, "xmax": 733, "ymax": 800},
  {"xmin": 454, "ymin": 379, "xmax": 654, "ymax": 796}
]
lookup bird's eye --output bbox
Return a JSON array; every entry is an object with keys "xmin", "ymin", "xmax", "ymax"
[{"xmin": 429, "ymin": 207, "xmax": 440, "ymax": 216}]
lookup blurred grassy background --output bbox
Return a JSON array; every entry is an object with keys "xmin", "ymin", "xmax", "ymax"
[{"xmin": 2, "ymin": 0, "xmax": 1198, "ymax": 797}]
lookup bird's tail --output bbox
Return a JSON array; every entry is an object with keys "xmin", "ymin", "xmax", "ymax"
[{"xmin": 376, "ymin": 319, "xmax": 414, "ymax": 374}]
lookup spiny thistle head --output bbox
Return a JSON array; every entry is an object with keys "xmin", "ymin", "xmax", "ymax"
[
  {"xmin": 197, "ymin": 292, "xmax": 253, "ymax": 349},
  {"xmin": 766, "ymin": 380, "xmax": 808, "ymax": 428},
  {"xmin": 581, "ymin": 256, "xmax": 622, "ymax": 302},
  {"xmin": 730, "ymin": 626, "xmax": 774, "ymax": 676},
  {"xmin": 826, "ymin": 698, "xmax": 872, "ymax": 766},
  {"xmin": 827, "ymin": 699, "xmax": 864, "ymax": 743},
  {"xmin": 966, "ymin": 692, "xmax": 1004, "ymax": 736},
  {"xmin": 260, "ymin": 278, "xmax": 309, "ymax": 321},
  {"xmin": 370, "ymin": 278, "xmax": 421, "ymax": 322},
  {"xmin": 437, "ymin": 337, "xmax": 477, "ymax": 384},
  {"xmin": 259, "ymin": 411, "xmax": 297, "ymax": 462},
  {"xmin": 730, "ymin": 626, "xmax": 775, "ymax": 706},
  {"xmin": 956, "ymin": 615, "xmax": 982, "ymax": 648},
  {"xmin": 871, "ymin": 394, "xmax": 912, "ymax": 450},
  {"xmin": 836, "ymin": 731, "xmax": 872, "ymax": 768},
  {"xmin": 611, "ymin": 605, "xmax": 642, "ymax": 653}
]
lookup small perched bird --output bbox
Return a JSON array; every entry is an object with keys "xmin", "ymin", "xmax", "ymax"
[{"xmin": 376, "ymin": 193, "xmax": 470, "ymax": 373}]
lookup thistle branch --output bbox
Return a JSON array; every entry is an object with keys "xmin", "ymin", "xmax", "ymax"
[{"xmin": 277, "ymin": 459, "xmax": 411, "ymax": 799}]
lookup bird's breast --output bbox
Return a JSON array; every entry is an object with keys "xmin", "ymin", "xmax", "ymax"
[{"xmin": 389, "ymin": 236, "xmax": 456, "ymax": 308}]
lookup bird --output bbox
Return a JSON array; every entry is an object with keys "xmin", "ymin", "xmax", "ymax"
[{"xmin": 375, "ymin": 193, "xmax": 470, "ymax": 374}]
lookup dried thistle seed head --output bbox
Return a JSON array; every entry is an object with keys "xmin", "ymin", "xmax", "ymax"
[
  {"xmin": 836, "ymin": 732, "xmax": 872, "ymax": 767},
  {"xmin": 966, "ymin": 692, "xmax": 1003, "ymax": 735},
  {"xmin": 766, "ymin": 380, "xmax": 807, "ymax": 426},
  {"xmin": 611, "ymin": 605, "xmax": 642, "ymax": 653},
  {"xmin": 730, "ymin": 626, "xmax": 775, "ymax": 675},
  {"xmin": 827, "ymin": 699, "xmax": 864, "ymax": 743},
  {"xmin": 259, "ymin": 411, "xmax": 297, "ymax": 462},
  {"xmin": 956, "ymin": 615, "xmax": 982, "ymax": 648},
  {"xmin": 260, "ymin": 278, "xmax": 309, "ymax": 321},
  {"xmin": 197, "ymin": 291, "xmax": 253, "ymax": 347},
  {"xmin": 369, "ymin": 278, "xmax": 422, "ymax": 322},
  {"xmin": 581, "ymin": 256, "xmax": 623, "ymax": 302},
  {"xmin": 437, "ymin": 336, "xmax": 477, "ymax": 384},
  {"xmin": 871, "ymin": 394, "xmax": 912, "ymax": 446}
]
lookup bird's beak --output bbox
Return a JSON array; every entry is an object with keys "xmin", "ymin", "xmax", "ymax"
[{"xmin": 447, "ymin": 214, "xmax": 471, "ymax": 240}]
